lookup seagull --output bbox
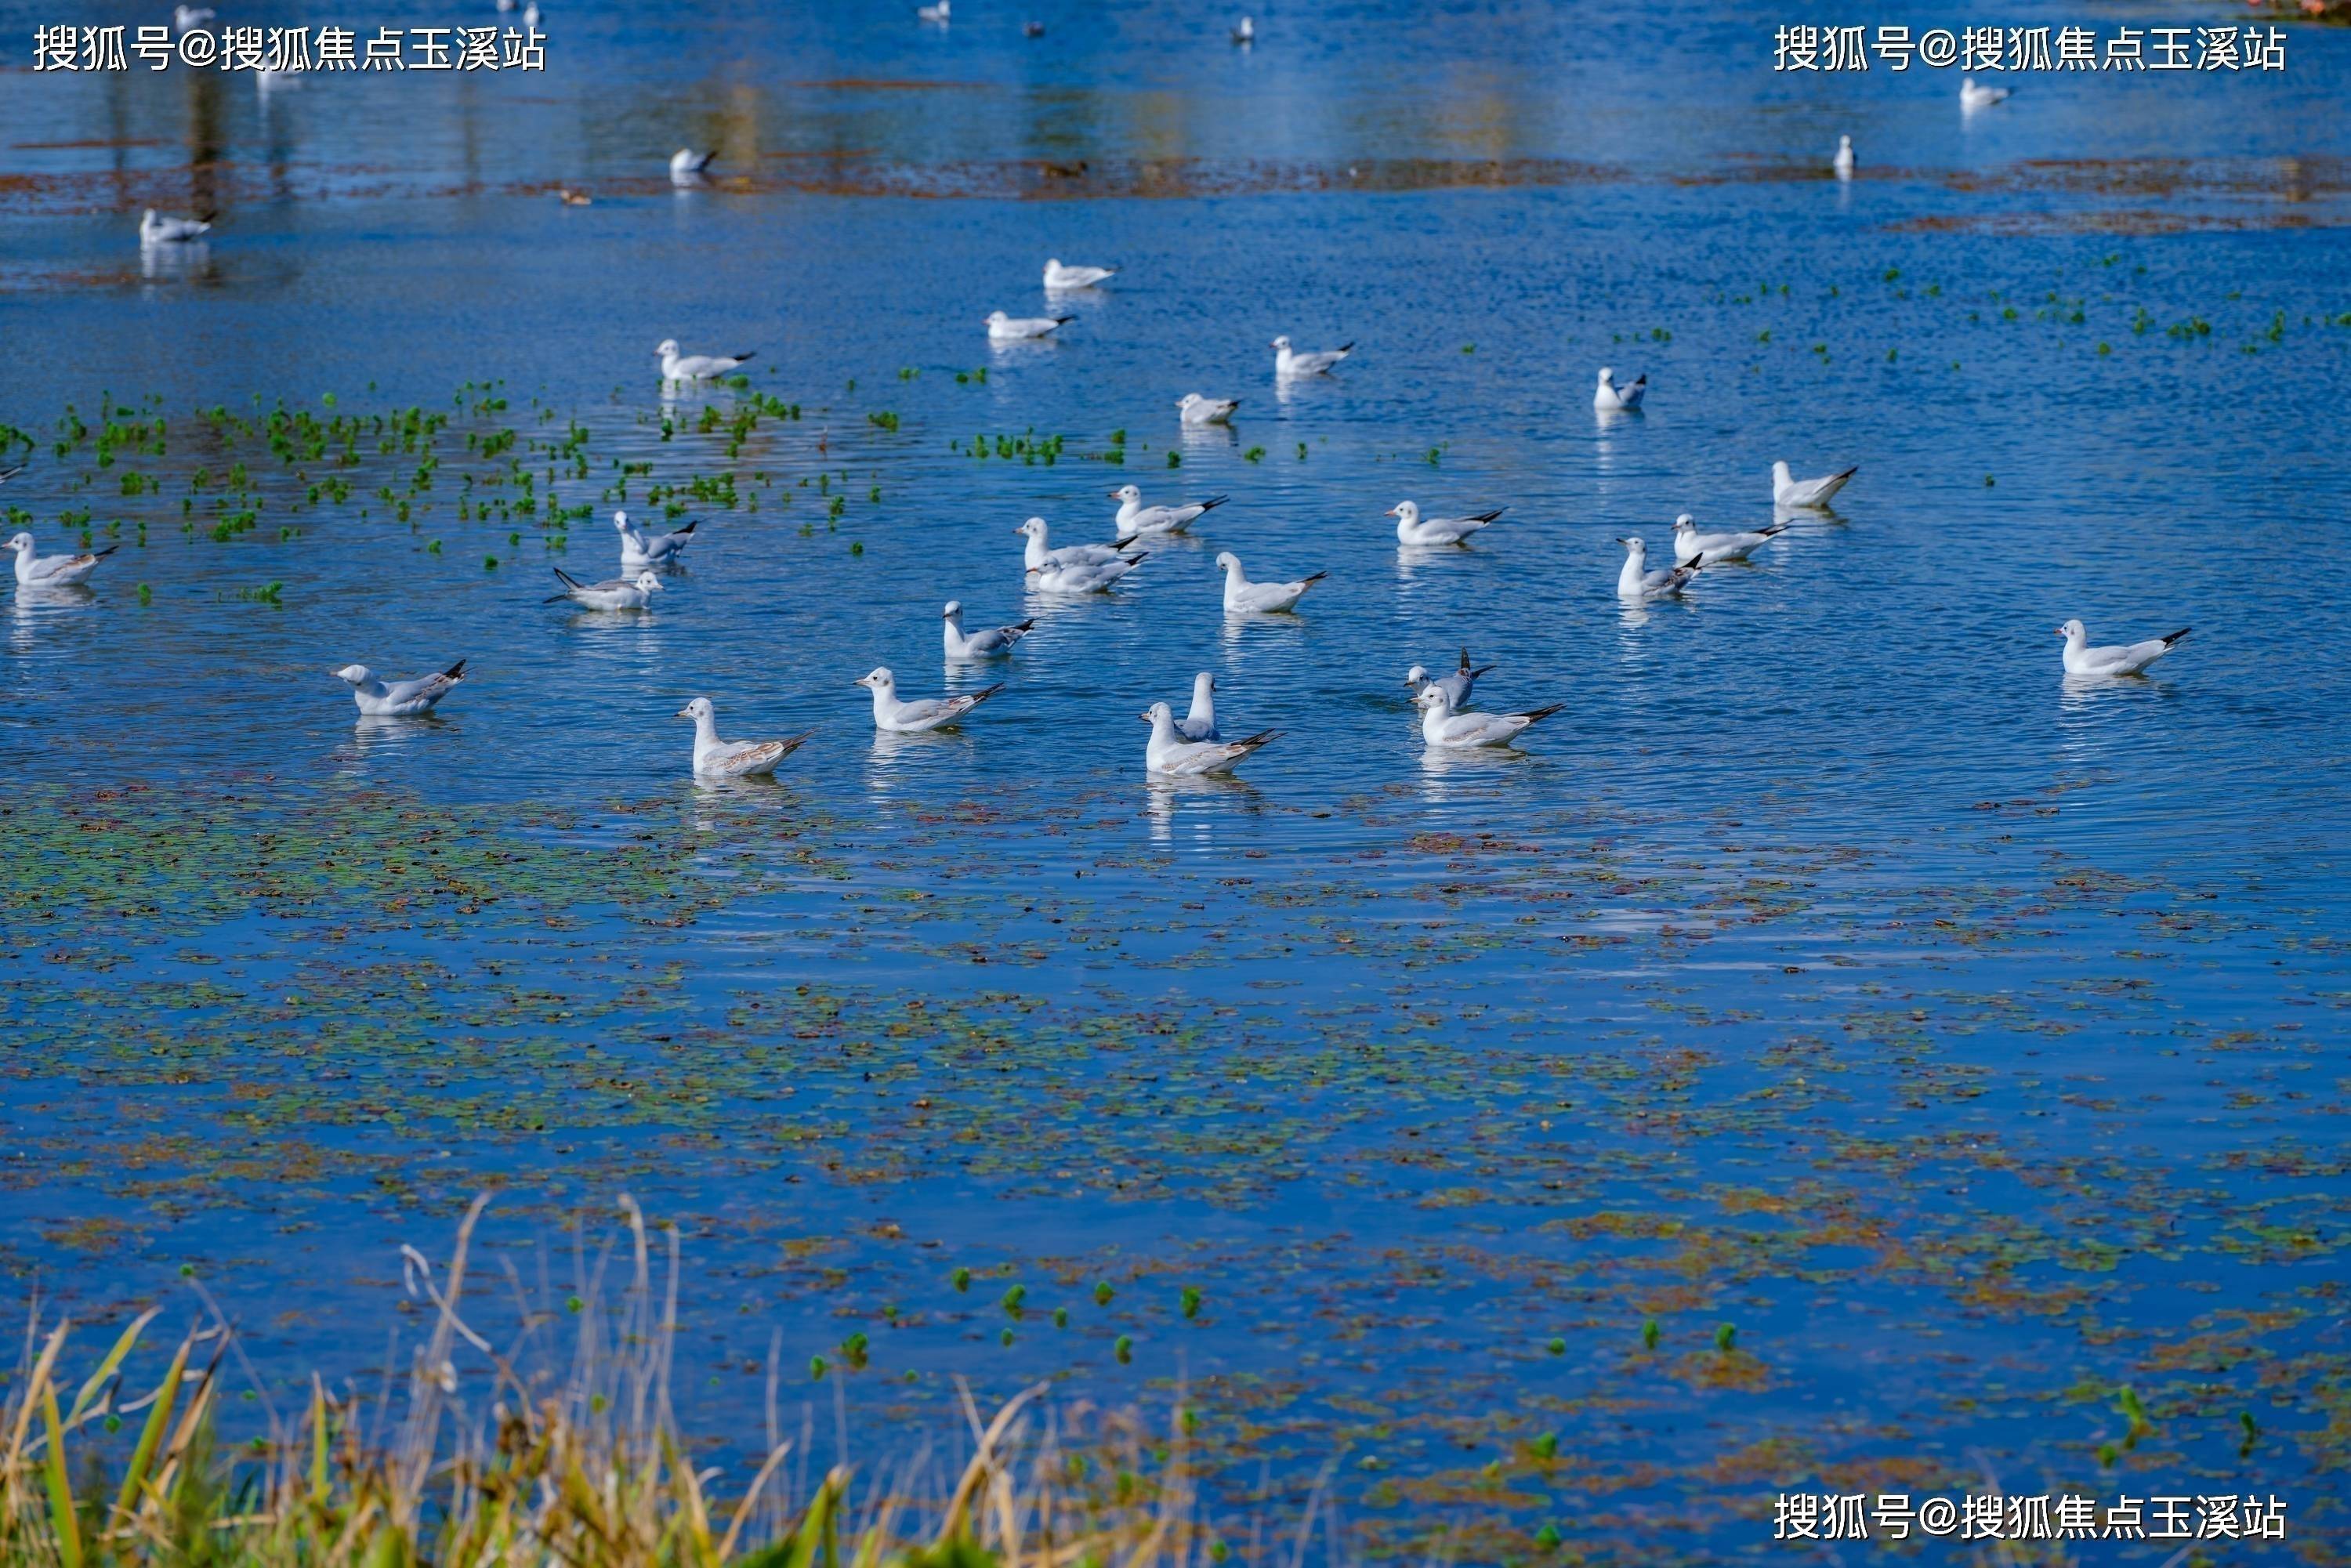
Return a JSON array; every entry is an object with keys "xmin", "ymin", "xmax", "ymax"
[
  {"xmin": 1415, "ymin": 684, "xmax": 1563, "ymax": 750},
  {"xmin": 1144, "ymin": 701, "xmax": 1276, "ymax": 776},
  {"xmin": 1176, "ymin": 393, "xmax": 1241, "ymax": 425},
  {"xmin": 1231, "ymin": 15, "xmax": 1255, "ymax": 42},
  {"xmin": 556, "ymin": 187, "xmax": 593, "ymax": 206},
  {"xmin": 856, "ymin": 668, "xmax": 1000, "ymax": 732},
  {"xmin": 139, "ymin": 208, "xmax": 211, "ymax": 244},
  {"xmin": 523, "ymin": 0, "xmax": 538, "ymax": 23},
  {"xmin": 678, "ymin": 696, "xmax": 810, "ymax": 778},
  {"xmin": 656, "ymin": 339, "xmax": 754, "ymax": 382},
  {"xmin": 1672, "ymin": 514, "xmax": 1785, "ymax": 566},
  {"xmin": 1592, "ymin": 368, "xmax": 1646, "ymax": 411},
  {"xmin": 7, "ymin": 532, "xmax": 117, "ymax": 588},
  {"xmin": 1273, "ymin": 335, "xmax": 1351, "ymax": 377},
  {"xmin": 172, "ymin": 4, "xmax": 215, "ymax": 29},
  {"xmin": 1174, "ymin": 671, "xmax": 1219, "ymax": 741},
  {"xmin": 1616, "ymin": 536, "xmax": 1701, "ymax": 601},
  {"xmin": 987, "ymin": 310, "xmax": 1072, "ymax": 341},
  {"xmin": 1960, "ymin": 77, "xmax": 2012, "ymax": 110},
  {"xmin": 1832, "ymin": 135, "xmax": 1855, "ymax": 179},
  {"xmin": 1405, "ymin": 650, "xmax": 1493, "ymax": 711},
  {"xmin": 1772, "ymin": 461, "xmax": 1857, "ymax": 509},
  {"xmin": 1034, "ymin": 554, "xmax": 1143, "ymax": 593},
  {"xmin": 669, "ymin": 148, "xmax": 716, "ymax": 183},
  {"xmin": 918, "ymin": 0, "xmax": 949, "ymax": 20},
  {"xmin": 333, "ymin": 661, "xmax": 465, "ymax": 717},
  {"xmin": 1043, "ymin": 259, "xmax": 1117, "ymax": 290},
  {"xmin": 2058, "ymin": 619, "xmax": 2190, "ymax": 678},
  {"xmin": 1113, "ymin": 483, "xmax": 1225, "ymax": 541},
  {"xmin": 1216, "ymin": 551, "xmax": 1325, "ymax": 614},
  {"xmin": 1389, "ymin": 499, "xmax": 1505, "ymax": 547},
  {"xmin": 943, "ymin": 599, "xmax": 1034, "ymax": 657},
  {"xmin": 547, "ymin": 567, "xmax": 662, "ymax": 610},
  {"xmin": 614, "ymin": 509, "xmax": 697, "ymax": 569},
  {"xmin": 1016, "ymin": 516, "xmax": 1134, "ymax": 574}
]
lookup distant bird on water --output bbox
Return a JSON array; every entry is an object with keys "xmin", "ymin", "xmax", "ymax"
[
  {"xmin": 917, "ymin": 0, "xmax": 950, "ymax": 21},
  {"xmin": 1592, "ymin": 367, "xmax": 1646, "ymax": 411},
  {"xmin": 942, "ymin": 600, "xmax": 1034, "ymax": 658},
  {"xmin": 1272, "ymin": 335, "xmax": 1351, "ymax": 376},
  {"xmin": 8, "ymin": 531, "xmax": 116, "ymax": 588},
  {"xmin": 1216, "ymin": 551, "xmax": 1325, "ymax": 614},
  {"xmin": 614, "ymin": 509, "xmax": 698, "ymax": 569},
  {"xmin": 1616, "ymin": 536, "xmax": 1701, "ymax": 602},
  {"xmin": 1232, "ymin": 16, "xmax": 1255, "ymax": 43},
  {"xmin": 547, "ymin": 567, "xmax": 662, "ymax": 610},
  {"xmin": 1043, "ymin": 259, "xmax": 1117, "ymax": 289},
  {"xmin": 654, "ymin": 339, "xmax": 753, "ymax": 382},
  {"xmin": 1960, "ymin": 77, "xmax": 2012, "ymax": 110},
  {"xmin": 668, "ymin": 147, "xmax": 715, "ymax": 183},
  {"xmin": 334, "ymin": 661, "xmax": 466, "ymax": 717},
  {"xmin": 1771, "ymin": 460, "xmax": 1857, "ymax": 509},
  {"xmin": 1389, "ymin": 500, "xmax": 1504, "ymax": 548},
  {"xmin": 2058, "ymin": 620, "xmax": 2189, "ymax": 678},
  {"xmin": 172, "ymin": 5, "xmax": 215, "ymax": 30},
  {"xmin": 1176, "ymin": 393, "xmax": 1241, "ymax": 425},
  {"xmin": 987, "ymin": 310, "xmax": 1073, "ymax": 341},
  {"xmin": 1832, "ymin": 134, "xmax": 1855, "ymax": 179},
  {"xmin": 1405, "ymin": 650, "xmax": 1493, "ymax": 710},
  {"xmin": 1672, "ymin": 514, "xmax": 1785, "ymax": 567},
  {"xmin": 678, "ymin": 697, "xmax": 808, "ymax": 778},
  {"xmin": 139, "ymin": 208, "xmax": 211, "ymax": 244}
]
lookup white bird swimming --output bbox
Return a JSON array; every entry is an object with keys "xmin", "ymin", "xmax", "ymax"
[
  {"xmin": 2058, "ymin": 619, "xmax": 2190, "ymax": 678},
  {"xmin": 1415, "ymin": 684, "xmax": 1563, "ymax": 750},
  {"xmin": 546, "ymin": 567, "xmax": 662, "ymax": 610},
  {"xmin": 7, "ymin": 531, "xmax": 118, "ymax": 588},
  {"xmin": 655, "ymin": 339, "xmax": 754, "ymax": 382},
  {"xmin": 1404, "ymin": 649, "xmax": 1493, "ymax": 711},
  {"xmin": 1216, "ymin": 551, "xmax": 1325, "ymax": 614},
  {"xmin": 614, "ymin": 509, "xmax": 697, "ymax": 569},
  {"xmin": 668, "ymin": 148, "xmax": 716, "ymax": 182},
  {"xmin": 1173, "ymin": 671, "xmax": 1219, "ymax": 741},
  {"xmin": 1832, "ymin": 134, "xmax": 1855, "ymax": 179},
  {"xmin": 918, "ymin": 0, "xmax": 949, "ymax": 20},
  {"xmin": 1176, "ymin": 393, "xmax": 1241, "ymax": 425},
  {"xmin": 1015, "ymin": 516, "xmax": 1132, "ymax": 574},
  {"xmin": 1034, "ymin": 555, "xmax": 1142, "ymax": 593},
  {"xmin": 987, "ymin": 310, "xmax": 1072, "ymax": 341},
  {"xmin": 1672, "ymin": 514, "xmax": 1786, "ymax": 566},
  {"xmin": 1592, "ymin": 367, "xmax": 1646, "ymax": 411},
  {"xmin": 139, "ymin": 208, "xmax": 210, "ymax": 244},
  {"xmin": 1144, "ymin": 701, "xmax": 1276, "ymax": 776},
  {"xmin": 1112, "ymin": 483, "xmax": 1226, "ymax": 541},
  {"xmin": 857, "ymin": 668, "xmax": 1001, "ymax": 732},
  {"xmin": 1273, "ymin": 335, "xmax": 1352, "ymax": 377},
  {"xmin": 943, "ymin": 599, "xmax": 1034, "ymax": 657},
  {"xmin": 1231, "ymin": 16, "xmax": 1254, "ymax": 42},
  {"xmin": 677, "ymin": 696, "xmax": 810, "ymax": 778},
  {"xmin": 1043, "ymin": 259, "xmax": 1116, "ymax": 289},
  {"xmin": 1772, "ymin": 460, "xmax": 1857, "ymax": 509},
  {"xmin": 172, "ymin": 5, "xmax": 215, "ymax": 29},
  {"xmin": 334, "ymin": 660, "xmax": 466, "ymax": 717},
  {"xmin": 1960, "ymin": 78, "xmax": 2012, "ymax": 110},
  {"xmin": 1389, "ymin": 499, "xmax": 1505, "ymax": 548},
  {"xmin": 1616, "ymin": 536, "xmax": 1701, "ymax": 601}
]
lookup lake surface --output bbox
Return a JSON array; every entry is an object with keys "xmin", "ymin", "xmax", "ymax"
[{"xmin": 4, "ymin": 0, "xmax": 2350, "ymax": 1558}]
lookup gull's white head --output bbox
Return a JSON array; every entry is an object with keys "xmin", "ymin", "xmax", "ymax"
[
  {"xmin": 942, "ymin": 599, "xmax": 964, "ymax": 620},
  {"xmin": 1110, "ymin": 483, "xmax": 1142, "ymax": 504},
  {"xmin": 1838, "ymin": 135, "xmax": 1852, "ymax": 151},
  {"xmin": 635, "ymin": 572, "xmax": 664, "ymax": 592},
  {"xmin": 1618, "ymin": 535, "xmax": 1646, "ymax": 557},
  {"xmin": 612, "ymin": 509, "xmax": 638, "ymax": 535},
  {"xmin": 1192, "ymin": 671, "xmax": 1215, "ymax": 699},
  {"xmin": 1772, "ymin": 460, "xmax": 1792, "ymax": 481},
  {"xmin": 677, "ymin": 697, "xmax": 714, "ymax": 721},
  {"xmin": 855, "ymin": 667, "xmax": 895, "ymax": 691},
  {"xmin": 140, "ymin": 208, "xmax": 158, "ymax": 225},
  {"xmin": 2056, "ymin": 619, "xmax": 2086, "ymax": 641},
  {"xmin": 1214, "ymin": 551, "xmax": 1241, "ymax": 574},
  {"xmin": 1404, "ymin": 664, "xmax": 1430, "ymax": 688},
  {"xmin": 1016, "ymin": 516, "xmax": 1046, "ymax": 538},
  {"xmin": 1672, "ymin": 512, "xmax": 1697, "ymax": 532},
  {"xmin": 1045, "ymin": 258, "xmax": 1062, "ymax": 270},
  {"xmin": 986, "ymin": 310, "xmax": 1009, "ymax": 325},
  {"xmin": 1961, "ymin": 77, "xmax": 1975, "ymax": 91},
  {"xmin": 4, "ymin": 533, "xmax": 31, "ymax": 556},
  {"xmin": 1596, "ymin": 367, "xmax": 1616, "ymax": 386},
  {"xmin": 654, "ymin": 339, "xmax": 679, "ymax": 358},
  {"xmin": 331, "ymin": 664, "xmax": 372, "ymax": 686},
  {"xmin": 1270, "ymin": 335, "xmax": 1292, "ymax": 352},
  {"xmin": 1386, "ymin": 500, "xmax": 1420, "ymax": 524},
  {"xmin": 1140, "ymin": 701, "xmax": 1173, "ymax": 725},
  {"xmin": 1413, "ymin": 685, "xmax": 1450, "ymax": 710},
  {"xmin": 1176, "ymin": 393, "xmax": 1201, "ymax": 410}
]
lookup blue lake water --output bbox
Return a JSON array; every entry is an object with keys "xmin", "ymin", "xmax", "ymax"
[{"xmin": 4, "ymin": 0, "xmax": 2350, "ymax": 1558}]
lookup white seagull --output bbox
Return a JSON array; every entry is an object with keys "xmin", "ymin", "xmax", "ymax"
[
  {"xmin": 1832, "ymin": 135, "xmax": 1855, "ymax": 179},
  {"xmin": 943, "ymin": 599, "xmax": 1034, "ymax": 658},
  {"xmin": 1616, "ymin": 536, "xmax": 1701, "ymax": 601},
  {"xmin": 856, "ymin": 668, "xmax": 1001, "ymax": 732},
  {"xmin": 1174, "ymin": 671, "xmax": 1219, "ymax": 741},
  {"xmin": 1216, "ymin": 551, "xmax": 1325, "ymax": 614},
  {"xmin": 1176, "ymin": 393, "xmax": 1241, "ymax": 425},
  {"xmin": 1232, "ymin": 16, "xmax": 1255, "ymax": 43},
  {"xmin": 1016, "ymin": 516, "xmax": 1134, "ymax": 574},
  {"xmin": 1144, "ymin": 701, "xmax": 1277, "ymax": 776},
  {"xmin": 614, "ymin": 509, "xmax": 698, "ymax": 569},
  {"xmin": 668, "ymin": 148, "xmax": 716, "ymax": 183},
  {"xmin": 2058, "ymin": 619, "xmax": 2190, "ymax": 678},
  {"xmin": 1772, "ymin": 461, "xmax": 1857, "ymax": 509},
  {"xmin": 677, "ymin": 697, "xmax": 810, "ymax": 778},
  {"xmin": 1592, "ymin": 368, "xmax": 1646, "ymax": 411},
  {"xmin": 918, "ymin": 0, "xmax": 949, "ymax": 20},
  {"xmin": 656, "ymin": 339, "xmax": 754, "ymax": 382},
  {"xmin": 1034, "ymin": 556, "xmax": 1141, "ymax": 593},
  {"xmin": 1405, "ymin": 650, "xmax": 1493, "ymax": 711},
  {"xmin": 1273, "ymin": 335, "xmax": 1352, "ymax": 377},
  {"xmin": 7, "ymin": 531, "xmax": 118, "ymax": 588},
  {"xmin": 1415, "ymin": 684, "xmax": 1563, "ymax": 750},
  {"xmin": 547, "ymin": 567, "xmax": 663, "ymax": 610},
  {"xmin": 139, "ymin": 208, "xmax": 211, "ymax": 244},
  {"xmin": 1113, "ymin": 483, "xmax": 1226, "ymax": 541},
  {"xmin": 1389, "ymin": 499, "xmax": 1505, "ymax": 548},
  {"xmin": 334, "ymin": 661, "xmax": 466, "ymax": 717},
  {"xmin": 987, "ymin": 310, "xmax": 1072, "ymax": 342},
  {"xmin": 1672, "ymin": 514, "xmax": 1786, "ymax": 566},
  {"xmin": 1960, "ymin": 78, "xmax": 2012, "ymax": 110},
  {"xmin": 1043, "ymin": 259, "xmax": 1117, "ymax": 290},
  {"xmin": 172, "ymin": 5, "xmax": 215, "ymax": 29}
]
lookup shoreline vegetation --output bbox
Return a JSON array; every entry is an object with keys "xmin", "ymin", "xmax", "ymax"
[{"xmin": 0, "ymin": 1197, "xmax": 1291, "ymax": 1568}]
